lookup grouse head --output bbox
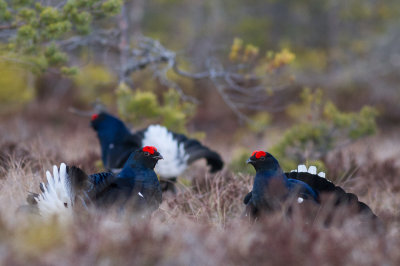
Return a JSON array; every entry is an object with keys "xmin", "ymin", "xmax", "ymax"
[
  {"xmin": 90, "ymin": 112, "xmax": 126, "ymax": 132},
  {"xmin": 246, "ymin": 150, "xmax": 281, "ymax": 171},
  {"xmin": 129, "ymin": 146, "xmax": 163, "ymax": 169}
]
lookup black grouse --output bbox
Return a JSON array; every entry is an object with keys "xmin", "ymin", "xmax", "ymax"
[
  {"xmin": 26, "ymin": 146, "xmax": 163, "ymax": 218},
  {"xmin": 244, "ymin": 150, "xmax": 376, "ymax": 221},
  {"xmin": 90, "ymin": 112, "xmax": 224, "ymax": 191}
]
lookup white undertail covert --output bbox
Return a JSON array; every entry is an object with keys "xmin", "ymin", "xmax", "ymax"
[{"xmin": 142, "ymin": 125, "xmax": 189, "ymax": 178}]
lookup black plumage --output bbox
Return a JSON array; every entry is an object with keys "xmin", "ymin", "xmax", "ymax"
[
  {"xmin": 90, "ymin": 112, "xmax": 224, "ymax": 191},
  {"xmin": 244, "ymin": 151, "xmax": 318, "ymax": 219},
  {"xmin": 244, "ymin": 150, "xmax": 377, "ymax": 221},
  {"xmin": 285, "ymin": 171, "xmax": 376, "ymax": 217},
  {"xmin": 26, "ymin": 146, "xmax": 163, "ymax": 217},
  {"xmin": 89, "ymin": 147, "xmax": 163, "ymax": 213}
]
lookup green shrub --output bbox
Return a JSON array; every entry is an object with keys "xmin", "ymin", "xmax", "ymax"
[
  {"xmin": 116, "ymin": 83, "xmax": 196, "ymax": 134},
  {"xmin": 74, "ymin": 64, "xmax": 115, "ymax": 105},
  {"xmin": 270, "ymin": 88, "xmax": 378, "ymax": 170},
  {"xmin": 1, "ymin": 0, "xmax": 123, "ymax": 73},
  {"xmin": 0, "ymin": 61, "xmax": 34, "ymax": 113},
  {"xmin": 247, "ymin": 112, "xmax": 272, "ymax": 134}
]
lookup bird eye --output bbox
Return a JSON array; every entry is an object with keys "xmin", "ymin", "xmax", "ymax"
[
  {"xmin": 144, "ymin": 152, "xmax": 150, "ymax": 156},
  {"xmin": 260, "ymin": 157, "xmax": 265, "ymax": 161}
]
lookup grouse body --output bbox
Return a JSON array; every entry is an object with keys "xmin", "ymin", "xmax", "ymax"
[
  {"xmin": 90, "ymin": 112, "xmax": 224, "ymax": 191},
  {"xmin": 28, "ymin": 146, "xmax": 163, "ymax": 218},
  {"xmin": 244, "ymin": 150, "xmax": 376, "ymax": 220}
]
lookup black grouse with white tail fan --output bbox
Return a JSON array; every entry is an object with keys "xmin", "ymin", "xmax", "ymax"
[
  {"xmin": 244, "ymin": 150, "xmax": 377, "ymax": 221},
  {"xmin": 90, "ymin": 112, "xmax": 224, "ymax": 191},
  {"xmin": 25, "ymin": 146, "xmax": 163, "ymax": 219}
]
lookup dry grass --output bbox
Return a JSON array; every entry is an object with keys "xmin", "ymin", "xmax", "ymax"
[{"xmin": 1, "ymin": 112, "xmax": 400, "ymax": 266}]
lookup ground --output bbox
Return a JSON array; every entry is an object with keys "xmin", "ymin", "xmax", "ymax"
[{"xmin": 0, "ymin": 106, "xmax": 399, "ymax": 266}]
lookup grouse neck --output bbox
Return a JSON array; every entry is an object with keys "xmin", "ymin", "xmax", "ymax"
[
  {"xmin": 123, "ymin": 152, "xmax": 158, "ymax": 171},
  {"xmin": 97, "ymin": 122, "xmax": 131, "ymax": 143},
  {"xmin": 97, "ymin": 122, "xmax": 132, "ymax": 166},
  {"xmin": 254, "ymin": 168, "xmax": 287, "ymax": 181},
  {"xmin": 252, "ymin": 168, "xmax": 289, "ymax": 200}
]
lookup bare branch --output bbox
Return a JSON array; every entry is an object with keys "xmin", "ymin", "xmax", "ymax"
[
  {"xmin": 0, "ymin": 24, "xmax": 18, "ymax": 30},
  {"xmin": 172, "ymin": 61, "xmax": 210, "ymax": 79},
  {"xmin": 56, "ymin": 30, "xmax": 120, "ymax": 51},
  {"xmin": 68, "ymin": 107, "xmax": 93, "ymax": 117}
]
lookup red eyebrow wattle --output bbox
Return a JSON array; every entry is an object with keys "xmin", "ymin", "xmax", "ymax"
[
  {"xmin": 253, "ymin": 151, "xmax": 266, "ymax": 159},
  {"xmin": 91, "ymin": 114, "xmax": 99, "ymax": 121},
  {"xmin": 142, "ymin": 146, "xmax": 157, "ymax": 154}
]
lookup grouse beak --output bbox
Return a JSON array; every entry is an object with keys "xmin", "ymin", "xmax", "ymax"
[
  {"xmin": 154, "ymin": 154, "xmax": 164, "ymax": 160},
  {"xmin": 246, "ymin": 158, "xmax": 254, "ymax": 164}
]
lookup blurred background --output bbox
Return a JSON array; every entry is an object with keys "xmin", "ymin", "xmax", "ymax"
[{"xmin": 0, "ymin": 0, "xmax": 399, "ymax": 170}]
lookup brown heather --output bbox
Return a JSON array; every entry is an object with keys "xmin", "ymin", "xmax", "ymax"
[{"xmin": 0, "ymin": 114, "xmax": 400, "ymax": 266}]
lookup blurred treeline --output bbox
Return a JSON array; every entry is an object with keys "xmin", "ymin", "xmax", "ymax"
[
  {"xmin": 142, "ymin": 0, "xmax": 400, "ymax": 119},
  {"xmin": 0, "ymin": 0, "xmax": 398, "ymax": 170},
  {"xmin": 1, "ymin": 0, "xmax": 400, "ymax": 119}
]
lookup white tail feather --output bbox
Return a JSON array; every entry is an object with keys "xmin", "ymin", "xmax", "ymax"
[
  {"xmin": 35, "ymin": 163, "xmax": 73, "ymax": 219},
  {"xmin": 318, "ymin": 172, "xmax": 326, "ymax": 178},
  {"xmin": 308, "ymin": 166, "xmax": 317, "ymax": 175},
  {"xmin": 297, "ymin": 165, "xmax": 307, "ymax": 173},
  {"xmin": 292, "ymin": 165, "xmax": 327, "ymax": 179}
]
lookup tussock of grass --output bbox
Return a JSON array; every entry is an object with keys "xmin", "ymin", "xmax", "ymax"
[{"xmin": 0, "ymin": 115, "xmax": 400, "ymax": 265}]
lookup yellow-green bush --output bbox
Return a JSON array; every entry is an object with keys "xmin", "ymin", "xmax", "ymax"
[
  {"xmin": 229, "ymin": 38, "xmax": 295, "ymax": 73},
  {"xmin": 74, "ymin": 64, "xmax": 116, "ymax": 105},
  {"xmin": 2, "ymin": 0, "xmax": 123, "ymax": 73},
  {"xmin": 116, "ymin": 83, "xmax": 160, "ymax": 125},
  {"xmin": 0, "ymin": 61, "xmax": 34, "ymax": 113},
  {"xmin": 116, "ymin": 83, "xmax": 196, "ymax": 133},
  {"xmin": 270, "ymin": 88, "xmax": 378, "ymax": 170},
  {"xmin": 13, "ymin": 218, "xmax": 66, "ymax": 257},
  {"xmin": 247, "ymin": 112, "xmax": 271, "ymax": 133}
]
